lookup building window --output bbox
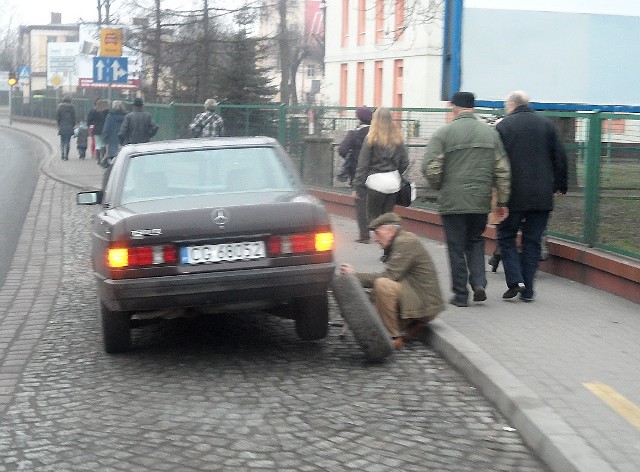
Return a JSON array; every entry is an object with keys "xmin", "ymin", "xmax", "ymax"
[
  {"xmin": 358, "ymin": 0, "xmax": 366, "ymax": 45},
  {"xmin": 375, "ymin": 0, "xmax": 384, "ymax": 43},
  {"xmin": 47, "ymin": 35, "xmax": 57, "ymax": 43},
  {"xmin": 342, "ymin": 0, "xmax": 350, "ymax": 47},
  {"xmin": 307, "ymin": 65, "xmax": 315, "ymax": 78},
  {"xmin": 374, "ymin": 60, "xmax": 383, "ymax": 107},
  {"xmin": 393, "ymin": 59, "xmax": 403, "ymax": 109},
  {"xmin": 340, "ymin": 63, "xmax": 348, "ymax": 107},
  {"xmin": 602, "ymin": 119, "xmax": 625, "ymax": 134},
  {"xmin": 395, "ymin": 0, "xmax": 405, "ymax": 40},
  {"xmin": 356, "ymin": 62, "xmax": 365, "ymax": 107}
]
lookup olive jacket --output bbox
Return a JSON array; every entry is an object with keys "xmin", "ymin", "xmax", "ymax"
[
  {"xmin": 422, "ymin": 112, "xmax": 511, "ymax": 215},
  {"xmin": 355, "ymin": 230, "xmax": 444, "ymax": 320}
]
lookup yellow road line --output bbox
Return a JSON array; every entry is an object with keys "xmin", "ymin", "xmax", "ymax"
[{"xmin": 584, "ymin": 383, "xmax": 640, "ymax": 430}]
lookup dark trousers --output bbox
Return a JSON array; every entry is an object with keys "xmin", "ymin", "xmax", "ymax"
[
  {"xmin": 441, "ymin": 213, "xmax": 488, "ymax": 302},
  {"xmin": 366, "ymin": 188, "xmax": 398, "ymax": 225},
  {"xmin": 59, "ymin": 132, "xmax": 73, "ymax": 159},
  {"xmin": 355, "ymin": 186, "xmax": 369, "ymax": 240},
  {"xmin": 498, "ymin": 210, "xmax": 550, "ymax": 299}
]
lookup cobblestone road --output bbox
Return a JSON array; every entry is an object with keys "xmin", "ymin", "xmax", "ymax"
[{"xmin": 0, "ymin": 181, "xmax": 550, "ymax": 471}]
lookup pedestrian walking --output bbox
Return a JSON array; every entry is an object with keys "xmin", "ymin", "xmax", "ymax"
[
  {"xmin": 118, "ymin": 98, "xmax": 159, "ymax": 145},
  {"xmin": 101, "ymin": 100, "xmax": 127, "ymax": 168},
  {"xmin": 422, "ymin": 91, "xmax": 511, "ymax": 307},
  {"xmin": 55, "ymin": 95, "xmax": 76, "ymax": 160},
  {"xmin": 339, "ymin": 212, "xmax": 444, "ymax": 349},
  {"xmin": 74, "ymin": 120, "xmax": 89, "ymax": 159},
  {"xmin": 337, "ymin": 107, "xmax": 373, "ymax": 243},
  {"xmin": 87, "ymin": 99, "xmax": 109, "ymax": 162},
  {"xmin": 495, "ymin": 90, "xmax": 568, "ymax": 302},
  {"xmin": 188, "ymin": 99, "xmax": 224, "ymax": 138},
  {"xmin": 353, "ymin": 107, "xmax": 409, "ymax": 224}
]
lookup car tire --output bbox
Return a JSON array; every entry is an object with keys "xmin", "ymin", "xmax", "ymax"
[
  {"xmin": 294, "ymin": 294, "xmax": 329, "ymax": 341},
  {"xmin": 331, "ymin": 273, "xmax": 394, "ymax": 362},
  {"xmin": 100, "ymin": 302, "xmax": 132, "ymax": 353}
]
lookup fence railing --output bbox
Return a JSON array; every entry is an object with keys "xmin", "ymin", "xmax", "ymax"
[{"xmin": 11, "ymin": 97, "xmax": 639, "ymax": 260}]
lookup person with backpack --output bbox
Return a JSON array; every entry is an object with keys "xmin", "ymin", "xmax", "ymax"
[
  {"xmin": 337, "ymin": 107, "xmax": 373, "ymax": 243},
  {"xmin": 188, "ymin": 99, "xmax": 224, "ymax": 138}
]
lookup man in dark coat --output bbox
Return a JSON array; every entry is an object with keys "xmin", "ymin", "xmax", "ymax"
[
  {"xmin": 340, "ymin": 212, "xmax": 445, "ymax": 349},
  {"xmin": 496, "ymin": 90, "xmax": 568, "ymax": 302},
  {"xmin": 337, "ymin": 107, "xmax": 373, "ymax": 243},
  {"xmin": 118, "ymin": 98, "xmax": 159, "ymax": 145},
  {"xmin": 55, "ymin": 95, "xmax": 76, "ymax": 160}
]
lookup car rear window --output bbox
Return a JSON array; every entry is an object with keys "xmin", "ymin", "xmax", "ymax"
[{"xmin": 120, "ymin": 146, "xmax": 298, "ymax": 204}]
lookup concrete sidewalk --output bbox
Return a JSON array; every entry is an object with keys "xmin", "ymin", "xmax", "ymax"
[{"xmin": 5, "ymin": 120, "xmax": 640, "ymax": 472}]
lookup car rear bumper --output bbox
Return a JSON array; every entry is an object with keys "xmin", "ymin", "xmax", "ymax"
[{"xmin": 98, "ymin": 263, "xmax": 335, "ymax": 312}]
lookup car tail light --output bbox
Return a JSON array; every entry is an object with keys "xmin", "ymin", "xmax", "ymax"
[
  {"xmin": 267, "ymin": 232, "xmax": 334, "ymax": 256},
  {"xmin": 107, "ymin": 245, "xmax": 178, "ymax": 268}
]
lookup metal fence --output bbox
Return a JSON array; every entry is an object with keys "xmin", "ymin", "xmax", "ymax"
[{"xmin": 11, "ymin": 97, "xmax": 640, "ymax": 259}]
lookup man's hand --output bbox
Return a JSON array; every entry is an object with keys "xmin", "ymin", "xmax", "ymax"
[
  {"xmin": 340, "ymin": 263, "xmax": 355, "ymax": 275},
  {"xmin": 495, "ymin": 206, "xmax": 509, "ymax": 222}
]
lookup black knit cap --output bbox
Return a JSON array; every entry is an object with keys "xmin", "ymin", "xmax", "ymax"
[{"xmin": 451, "ymin": 92, "xmax": 475, "ymax": 108}]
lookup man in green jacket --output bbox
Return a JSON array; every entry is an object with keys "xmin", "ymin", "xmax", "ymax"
[
  {"xmin": 340, "ymin": 213, "xmax": 445, "ymax": 349},
  {"xmin": 422, "ymin": 92, "xmax": 511, "ymax": 307}
]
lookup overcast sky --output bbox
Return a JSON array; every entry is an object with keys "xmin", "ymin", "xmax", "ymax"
[{"xmin": 6, "ymin": 0, "xmax": 196, "ymax": 26}]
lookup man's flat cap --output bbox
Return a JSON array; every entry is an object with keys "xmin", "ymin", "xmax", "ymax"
[{"xmin": 368, "ymin": 212, "xmax": 402, "ymax": 229}]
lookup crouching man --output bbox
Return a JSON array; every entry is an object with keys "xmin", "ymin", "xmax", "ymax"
[{"xmin": 340, "ymin": 212, "xmax": 445, "ymax": 348}]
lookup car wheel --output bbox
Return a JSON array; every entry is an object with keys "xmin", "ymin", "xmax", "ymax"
[
  {"xmin": 294, "ymin": 294, "xmax": 329, "ymax": 341},
  {"xmin": 331, "ymin": 274, "xmax": 394, "ymax": 362},
  {"xmin": 100, "ymin": 302, "xmax": 132, "ymax": 353}
]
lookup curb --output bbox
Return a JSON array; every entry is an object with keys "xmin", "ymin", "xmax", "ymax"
[
  {"xmin": 426, "ymin": 320, "xmax": 615, "ymax": 472},
  {"xmin": 1, "ymin": 123, "xmax": 86, "ymax": 190}
]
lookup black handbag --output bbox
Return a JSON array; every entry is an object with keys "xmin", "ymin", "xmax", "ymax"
[{"xmin": 396, "ymin": 178, "xmax": 415, "ymax": 207}]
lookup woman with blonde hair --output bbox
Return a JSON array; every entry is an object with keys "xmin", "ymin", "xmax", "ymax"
[{"xmin": 353, "ymin": 107, "xmax": 409, "ymax": 223}]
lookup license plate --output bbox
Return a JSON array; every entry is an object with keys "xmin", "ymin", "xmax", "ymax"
[{"xmin": 180, "ymin": 241, "xmax": 266, "ymax": 264}]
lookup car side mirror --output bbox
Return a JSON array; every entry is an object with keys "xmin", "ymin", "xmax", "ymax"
[{"xmin": 76, "ymin": 190, "xmax": 103, "ymax": 205}]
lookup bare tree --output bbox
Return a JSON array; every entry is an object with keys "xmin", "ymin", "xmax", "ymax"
[
  {"xmin": 0, "ymin": 4, "xmax": 18, "ymax": 71},
  {"xmin": 96, "ymin": 0, "xmax": 120, "ymax": 25}
]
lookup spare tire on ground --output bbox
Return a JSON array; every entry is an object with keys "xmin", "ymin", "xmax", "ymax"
[{"xmin": 331, "ymin": 273, "xmax": 394, "ymax": 362}]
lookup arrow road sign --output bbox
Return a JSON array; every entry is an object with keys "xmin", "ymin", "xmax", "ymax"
[{"xmin": 93, "ymin": 57, "xmax": 128, "ymax": 84}]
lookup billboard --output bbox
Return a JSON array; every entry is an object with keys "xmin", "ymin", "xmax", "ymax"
[{"xmin": 445, "ymin": 0, "xmax": 640, "ymax": 108}]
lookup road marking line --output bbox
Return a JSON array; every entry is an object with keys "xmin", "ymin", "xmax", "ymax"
[{"xmin": 584, "ymin": 383, "xmax": 640, "ymax": 430}]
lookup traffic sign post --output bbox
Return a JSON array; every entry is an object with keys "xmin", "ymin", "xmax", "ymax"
[
  {"xmin": 8, "ymin": 73, "xmax": 16, "ymax": 125},
  {"xmin": 93, "ymin": 57, "xmax": 128, "ymax": 84}
]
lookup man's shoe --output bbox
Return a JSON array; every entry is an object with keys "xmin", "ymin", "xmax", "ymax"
[
  {"xmin": 520, "ymin": 296, "xmax": 534, "ymax": 303},
  {"xmin": 472, "ymin": 286, "xmax": 487, "ymax": 302},
  {"xmin": 404, "ymin": 321, "xmax": 428, "ymax": 342},
  {"xmin": 488, "ymin": 254, "xmax": 501, "ymax": 272},
  {"xmin": 449, "ymin": 296, "xmax": 468, "ymax": 307},
  {"xmin": 502, "ymin": 283, "xmax": 525, "ymax": 299}
]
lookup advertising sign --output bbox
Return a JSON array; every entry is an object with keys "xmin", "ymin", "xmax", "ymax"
[{"xmin": 100, "ymin": 28, "xmax": 123, "ymax": 57}]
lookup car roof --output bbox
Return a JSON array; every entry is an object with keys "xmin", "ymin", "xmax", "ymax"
[{"xmin": 122, "ymin": 136, "xmax": 280, "ymax": 155}]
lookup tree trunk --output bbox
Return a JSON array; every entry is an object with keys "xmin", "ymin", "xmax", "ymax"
[{"xmin": 278, "ymin": 0, "xmax": 290, "ymax": 105}]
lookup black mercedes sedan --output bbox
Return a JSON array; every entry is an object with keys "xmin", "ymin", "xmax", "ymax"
[{"xmin": 77, "ymin": 137, "xmax": 335, "ymax": 353}]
